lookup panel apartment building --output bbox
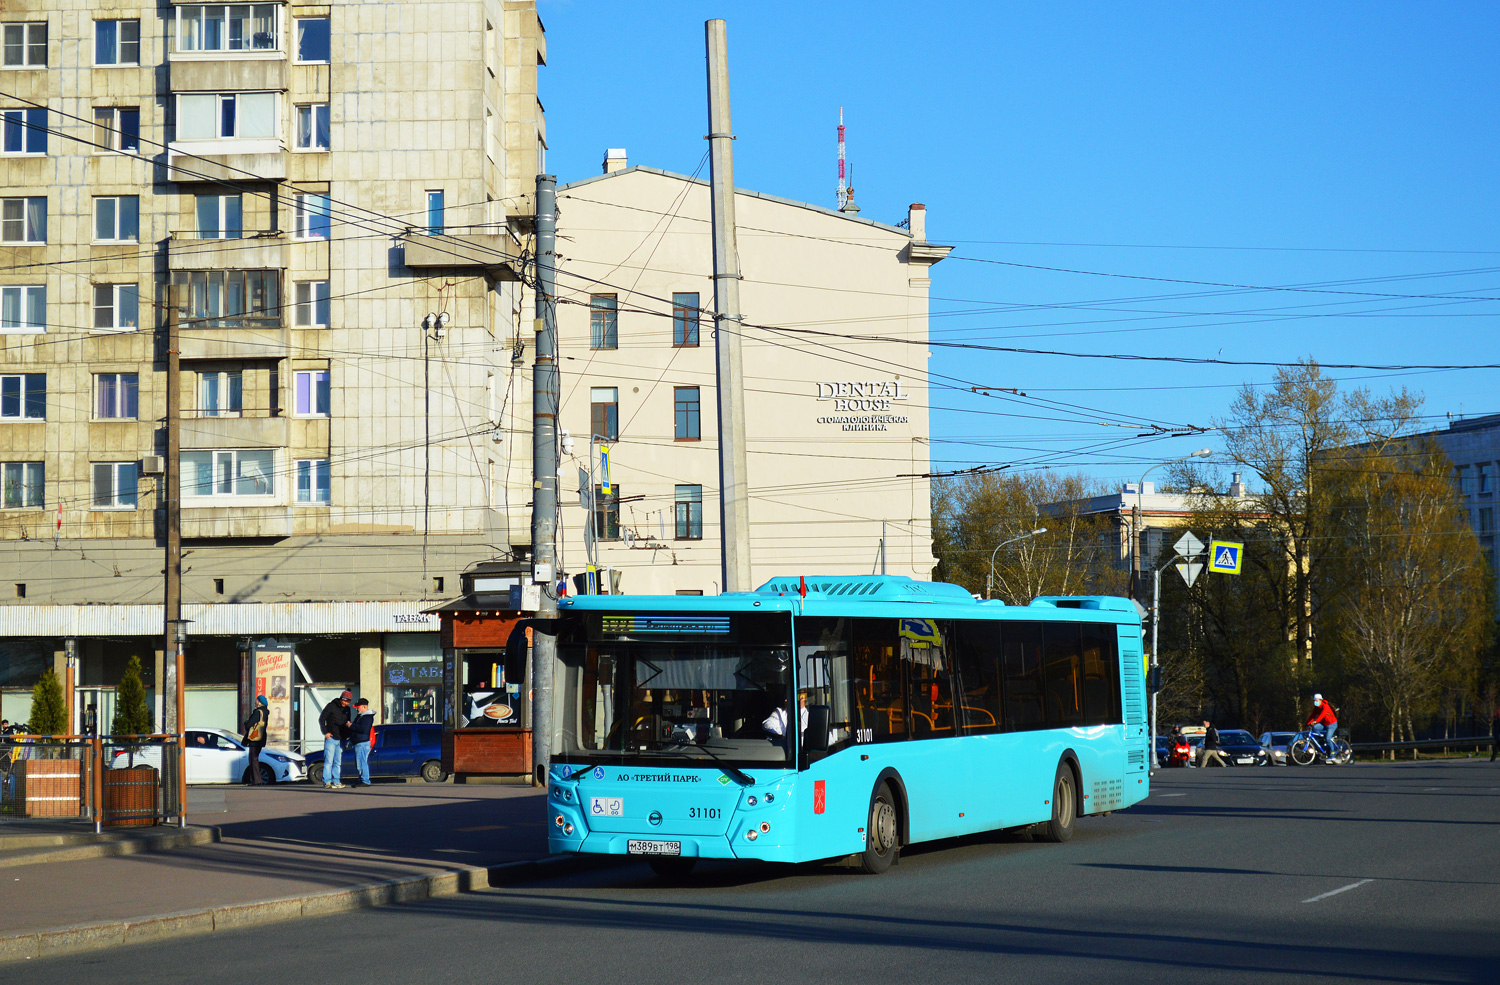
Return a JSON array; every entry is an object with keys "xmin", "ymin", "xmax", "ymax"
[
  {"xmin": 550, "ymin": 153, "xmax": 950, "ymax": 594},
  {"xmin": 0, "ymin": 0, "xmax": 546, "ymax": 739}
]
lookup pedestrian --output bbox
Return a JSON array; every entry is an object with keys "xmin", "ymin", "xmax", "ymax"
[
  {"xmin": 84, "ymin": 703, "xmax": 98, "ymax": 737},
  {"xmin": 318, "ymin": 690, "xmax": 353, "ymax": 789},
  {"xmin": 349, "ymin": 698, "xmax": 377, "ymax": 788},
  {"xmin": 242, "ymin": 695, "xmax": 269, "ymax": 785},
  {"xmin": 1200, "ymin": 719, "xmax": 1228, "ymax": 767},
  {"xmin": 1490, "ymin": 700, "xmax": 1498, "ymax": 763}
]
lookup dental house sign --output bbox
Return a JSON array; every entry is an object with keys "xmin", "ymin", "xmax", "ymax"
[{"xmin": 815, "ymin": 380, "xmax": 911, "ymax": 432}]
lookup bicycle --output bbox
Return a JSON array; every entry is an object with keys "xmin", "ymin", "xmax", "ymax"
[{"xmin": 1288, "ymin": 729, "xmax": 1352, "ymax": 766}]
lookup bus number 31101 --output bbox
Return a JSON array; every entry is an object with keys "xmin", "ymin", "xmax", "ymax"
[{"xmin": 688, "ymin": 807, "xmax": 722, "ymax": 819}]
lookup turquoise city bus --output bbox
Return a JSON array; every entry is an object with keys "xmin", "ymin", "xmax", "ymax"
[{"xmin": 543, "ymin": 575, "xmax": 1149, "ymax": 875}]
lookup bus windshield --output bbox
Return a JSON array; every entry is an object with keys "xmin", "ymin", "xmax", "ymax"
[{"xmin": 555, "ymin": 611, "xmax": 794, "ymax": 767}]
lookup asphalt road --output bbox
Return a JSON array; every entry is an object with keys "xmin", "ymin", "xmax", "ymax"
[{"xmin": 28, "ymin": 760, "xmax": 1500, "ymax": 984}]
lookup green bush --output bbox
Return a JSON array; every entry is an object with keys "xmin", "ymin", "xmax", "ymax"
[
  {"xmin": 29, "ymin": 669, "xmax": 67, "ymax": 736},
  {"xmin": 111, "ymin": 655, "xmax": 153, "ymax": 736}
]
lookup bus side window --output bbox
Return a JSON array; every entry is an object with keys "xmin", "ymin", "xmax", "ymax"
[
  {"xmin": 1044, "ymin": 623, "xmax": 1085, "ymax": 728},
  {"xmin": 1002, "ymin": 622, "xmax": 1046, "ymax": 730},
  {"xmin": 851, "ymin": 619, "xmax": 905, "ymax": 742},
  {"xmin": 901, "ymin": 619, "xmax": 954, "ymax": 738},
  {"xmin": 1080, "ymin": 623, "xmax": 1119, "ymax": 725},
  {"xmin": 953, "ymin": 620, "xmax": 1002, "ymax": 735}
]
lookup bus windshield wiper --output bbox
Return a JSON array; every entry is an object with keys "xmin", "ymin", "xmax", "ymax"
[{"xmin": 688, "ymin": 742, "xmax": 755, "ymax": 786}]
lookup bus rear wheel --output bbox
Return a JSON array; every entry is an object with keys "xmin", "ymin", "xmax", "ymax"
[
  {"xmin": 859, "ymin": 782, "xmax": 900, "ymax": 874},
  {"xmin": 1038, "ymin": 761, "xmax": 1076, "ymax": 843}
]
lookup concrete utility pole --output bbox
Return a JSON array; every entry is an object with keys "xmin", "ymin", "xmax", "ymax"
[
  {"xmin": 705, "ymin": 19, "xmax": 752, "ymax": 592},
  {"xmin": 530, "ymin": 174, "xmax": 560, "ymax": 783},
  {"xmin": 163, "ymin": 285, "xmax": 183, "ymax": 736}
]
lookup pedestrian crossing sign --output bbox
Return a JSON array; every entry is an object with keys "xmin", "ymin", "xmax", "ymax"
[{"xmin": 1208, "ymin": 540, "xmax": 1243, "ymax": 575}]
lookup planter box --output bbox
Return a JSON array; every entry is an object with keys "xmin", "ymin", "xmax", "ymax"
[
  {"xmin": 16, "ymin": 759, "xmax": 82, "ymax": 818},
  {"xmin": 103, "ymin": 766, "xmax": 159, "ymax": 827}
]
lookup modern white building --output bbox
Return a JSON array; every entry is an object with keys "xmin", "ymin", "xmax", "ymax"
[{"xmin": 549, "ymin": 154, "xmax": 949, "ymax": 594}]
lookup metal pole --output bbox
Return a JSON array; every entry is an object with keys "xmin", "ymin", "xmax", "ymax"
[
  {"xmin": 1150, "ymin": 565, "xmax": 1161, "ymax": 774},
  {"xmin": 880, "ymin": 521, "xmax": 887, "ymax": 575},
  {"xmin": 705, "ymin": 19, "xmax": 752, "ymax": 592},
  {"xmin": 164, "ymin": 285, "xmax": 182, "ymax": 736},
  {"xmin": 530, "ymin": 174, "xmax": 560, "ymax": 785}
]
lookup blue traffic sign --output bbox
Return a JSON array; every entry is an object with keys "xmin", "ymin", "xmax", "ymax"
[{"xmin": 1208, "ymin": 540, "xmax": 1243, "ymax": 575}]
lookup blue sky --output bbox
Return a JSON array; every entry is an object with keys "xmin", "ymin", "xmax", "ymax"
[{"xmin": 536, "ymin": 2, "xmax": 1500, "ymax": 487}]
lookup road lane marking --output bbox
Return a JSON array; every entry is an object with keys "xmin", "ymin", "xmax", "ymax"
[
  {"xmin": 1302, "ymin": 878, "xmax": 1373, "ymax": 903},
  {"xmin": 1157, "ymin": 793, "xmax": 1187, "ymax": 797}
]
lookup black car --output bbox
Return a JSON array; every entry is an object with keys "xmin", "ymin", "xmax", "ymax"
[{"xmin": 1211, "ymin": 729, "xmax": 1270, "ymax": 766}]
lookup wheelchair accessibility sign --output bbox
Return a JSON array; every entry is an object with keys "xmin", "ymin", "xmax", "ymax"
[{"xmin": 1208, "ymin": 540, "xmax": 1244, "ymax": 575}]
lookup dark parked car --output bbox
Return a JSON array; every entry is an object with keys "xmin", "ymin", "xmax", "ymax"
[
  {"xmin": 1213, "ymin": 729, "xmax": 1269, "ymax": 766},
  {"xmin": 305, "ymin": 724, "xmax": 447, "ymax": 784}
]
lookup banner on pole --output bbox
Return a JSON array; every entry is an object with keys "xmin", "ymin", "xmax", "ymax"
[{"xmin": 599, "ymin": 445, "xmax": 612, "ymax": 495}]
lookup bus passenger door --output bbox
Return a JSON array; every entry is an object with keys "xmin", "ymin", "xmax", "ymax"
[{"xmin": 1117, "ymin": 626, "xmax": 1148, "ymax": 776}]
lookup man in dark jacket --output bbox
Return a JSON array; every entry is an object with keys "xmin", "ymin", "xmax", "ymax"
[
  {"xmin": 318, "ymin": 690, "xmax": 353, "ymax": 789},
  {"xmin": 1201, "ymin": 719, "xmax": 1228, "ymax": 767}
]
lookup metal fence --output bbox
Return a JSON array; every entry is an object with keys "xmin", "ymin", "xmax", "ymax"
[
  {"xmin": 1350, "ymin": 735, "xmax": 1495, "ymax": 757},
  {"xmin": 0, "ymin": 735, "xmax": 185, "ymax": 830}
]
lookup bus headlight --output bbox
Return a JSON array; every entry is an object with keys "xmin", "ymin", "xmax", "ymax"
[
  {"xmin": 745, "ymin": 829, "xmax": 758, "ymax": 841},
  {"xmin": 563, "ymin": 823, "xmax": 573, "ymax": 835},
  {"xmin": 746, "ymin": 795, "xmax": 758, "ymax": 807}
]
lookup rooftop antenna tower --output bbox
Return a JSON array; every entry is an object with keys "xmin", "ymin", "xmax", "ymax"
[
  {"xmin": 837, "ymin": 107, "xmax": 847, "ymax": 210},
  {"xmin": 837, "ymin": 107, "xmax": 859, "ymax": 213}
]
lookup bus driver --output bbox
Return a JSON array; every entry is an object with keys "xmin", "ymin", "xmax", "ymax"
[{"xmin": 763, "ymin": 690, "xmax": 809, "ymax": 738}]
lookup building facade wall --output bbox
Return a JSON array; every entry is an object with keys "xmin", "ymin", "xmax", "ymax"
[
  {"xmin": 552, "ymin": 166, "xmax": 941, "ymax": 595},
  {"xmin": 0, "ymin": 0, "xmax": 545, "ymax": 737}
]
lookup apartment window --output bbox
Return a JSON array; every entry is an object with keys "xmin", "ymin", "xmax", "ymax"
[
  {"xmin": 593, "ymin": 485, "xmax": 620, "ymax": 541},
  {"xmin": 172, "ymin": 270, "xmax": 278, "ymax": 328},
  {"xmin": 183, "ymin": 449, "xmax": 274, "ymax": 498},
  {"xmin": 199, "ymin": 370, "xmax": 243, "ymax": 417},
  {"xmin": 293, "ymin": 193, "xmax": 331, "ymax": 239},
  {"xmin": 590, "ymin": 387, "xmax": 618, "ymax": 441},
  {"xmin": 1, "ymin": 108, "xmax": 46, "ymax": 154},
  {"xmin": 177, "ymin": 92, "xmax": 276, "ymax": 140},
  {"xmin": 425, "ymin": 191, "xmax": 445, "ymax": 234},
  {"xmin": 94, "ymin": 196, "xmax": 140, "ymax": 242},
  {"xmin": 296, "ymin": 459, "xmax": 330, "ymax": 504},
  {"xmin": 0, "ymin": 285, "xmax": 44, "ymax": 332},
  {"xmin": 294, "ymin": 281, "xmax": 329, "ymax": 327},
  {"xmin": 93, "ymin": 284, "xmax": 140, "ymax": 330},
  {"xmin": 176, "ymin": 4, "xmax": 278, "ymax": 53},
  {"xmin": 2, "ymin": 463, "xmax": 43, "ymax": 508},
  {"xmin": 0, "ymin": 374, "xmax": 44, "ymax": 421},
  {"xmin": 95, "ymin": 19, "xmax": 141, "ymax": 65},
  {"xmin": 1479, "ymin": 463, "xmax": 1491, "ymax": 495},
  {"xmin": 589, "ymin": 295, "xmax": 617, "ymax": 350},
  {"xmin": 92, "ymin": 462, "xmax": 139, "ymax": 510},
  {"xmin": 672, "ymin": 293, "xmax": 700, "ymax": 347},
  {"xmin": 95, "ymin": 373, "xmax": 139, "ymax": 419},
  {"xmin": 675, "ymin": 485, "xmax": 703, "ymax": 540},
  {"xmin": 295, "ymin": 103, "xmax": 329, "ymax": 150},
  {"xmin": 1455, "ymin": 466, "xmax": 1471, "ymax": 496},
  {"xmin": 1, "ymin": 197, "xmax": 45, "ymax": 243},
  {"xmin": 295, "ymin": 17, "xmax": 330, "ymax": 63},
  {"xmin": 674, "ymin": 386, "xmax": 701, "ymax": 441},
  {"xmin": 293, "ymin": 370, "xmax": 330, "ymax": 416},
  {"xmin": 3, "ymin": 23, "xmax": 47, "ymax": 67},
  {"xmin": 196, "ymin": 193, "xmax": 243, "ymax": 239},
  {"xmin": 1479, "ymin": 507, "xmax": 1494, "ymax": 536},
  {"xmin": 93, "ymin": 107, "xmax": 141, "ymax": 152}
]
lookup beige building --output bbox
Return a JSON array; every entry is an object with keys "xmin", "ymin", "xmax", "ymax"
[
  {"xmin": 549, "ymin": 157, "xmax": 948, "ymax": 595},
  {"xmin": 0, "ymin": 0, "xmax": 545, "ymax": 739}
]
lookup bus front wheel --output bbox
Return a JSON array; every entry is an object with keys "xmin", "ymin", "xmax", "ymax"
[
  {"xmin": 859, "ymin": 782, "xmax": 900, "ymax": 874},
  {"xmin": 1038, "ymin": 761, "xmax": 1076, "ymax": 843}
]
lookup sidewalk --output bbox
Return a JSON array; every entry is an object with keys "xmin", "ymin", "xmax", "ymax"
[{"xmin": 0, "ymin": 778, "xmax": 562, "ymax": 960}]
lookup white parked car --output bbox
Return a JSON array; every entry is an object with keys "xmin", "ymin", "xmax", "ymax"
[{"xmin": 109, "ymin": 727, "xmax": 306, "ymax": 785}]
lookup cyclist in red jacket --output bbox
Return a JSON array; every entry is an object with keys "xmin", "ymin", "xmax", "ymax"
[{"xmin": 1306, "ymin": 693, "xmax": 1339, "ymax": 756}]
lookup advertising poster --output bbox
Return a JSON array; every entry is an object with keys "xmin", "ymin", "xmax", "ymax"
[{"xmin": 253, "ymin": 645, "xmax": 294, "ymax": 748}]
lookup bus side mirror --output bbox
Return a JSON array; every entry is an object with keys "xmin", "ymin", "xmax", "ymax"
[
  {"xmin": 503, "ymin": 621, "xmax": 531, "ymax": 685},
  {"xmin": 1146, "ymin": 666, "xmax": 1162, "ymax": 694},
  {"xmin": 804, "ymin": 705, "xmax": 831, "ymax": 752}
]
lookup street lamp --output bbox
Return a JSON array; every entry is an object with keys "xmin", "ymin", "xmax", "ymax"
[
  {"xmin": 986, "ymin": 528, "xmax": 1047, "ymax": 600},
  {"xmin": 1131, "ymin": 449, "xmax": 1211, "ymax": 599}
]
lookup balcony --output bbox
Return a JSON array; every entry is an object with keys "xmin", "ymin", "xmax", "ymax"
[
  {"xmin": 401, "ymin": 229, "xmax": 521, "ymax": 276},
  {"xmin": 180, "ymin": 415, "xmax": 288, "ymax": 448},
  {"xmin": 168, "ymin": 138, "xmax": 286, "ymax": 184},
  {"xmin": 168, "ymin": 232, "xmax": 287, "ymax": 272},
  {"xmin": 169, "ymin": 57, "xmax": 287, "ymax": 95}
]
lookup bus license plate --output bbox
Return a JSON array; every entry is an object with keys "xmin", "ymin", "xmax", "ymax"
[{"xmin": 627, "ymin": 840, "xmax": 681, "ymax": 856}]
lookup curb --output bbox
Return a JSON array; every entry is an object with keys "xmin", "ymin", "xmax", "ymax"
[
  {"xmin": 0, "ymin": 853, "xmax": 600, "ymax": 965},
  {"xmin": 0, "ymin": 826, "xmax": 220, "ymax": 869}
]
